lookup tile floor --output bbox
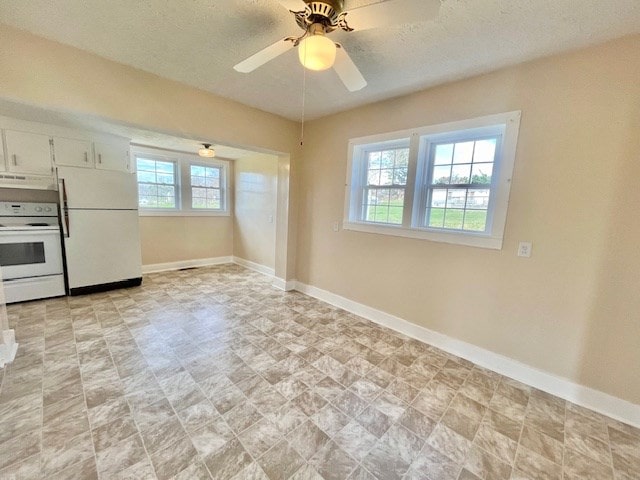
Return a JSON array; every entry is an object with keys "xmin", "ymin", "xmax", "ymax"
[{"xmin": 0, "ymin": 264, "xmax": 638, "ymax": 480}]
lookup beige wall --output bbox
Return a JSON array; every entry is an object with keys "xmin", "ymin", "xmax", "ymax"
[
  {"xmin": 0, "ymin": 24, "xmax": 300, "ymax": 280},
  {"xmin": 296, "ymin": 35, "xmax": 640, "ymax": 404},
  {"xmin": 234, "ymin": 154, "xmax": 278, "ymax": 270},
  {"xmin": 0, "ymin": 25, "xmax": 298, "ymax": 154},
  {"xmin": 139, "ymin": 216, "xmax": 233, "ymax": 266}
]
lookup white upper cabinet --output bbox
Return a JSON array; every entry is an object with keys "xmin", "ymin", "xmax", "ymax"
[
  {"xmin": 53, "ymin": 137, "xmax": 94, "ymax": 168},
  {"xmin": 94, "ymin": 140, "xmax": 129, "ymax": 172},
  {"xmin": 4, "ymin": 130, "xmax": 53, "ymax": 176}
]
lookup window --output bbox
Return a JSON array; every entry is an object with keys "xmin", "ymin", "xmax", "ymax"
[
  {"xmin": 362, "ymin": 143, "xmax": 410, "ymax": 224},
  {"xmin": 136, "ymin": 158, "xmax": 177, "ymax": 209},
  {"xmin": 344, "ymin": 111, "xmax": 521, "ymax": 249},
  {"xmin": 134, "ymin": 147, "xmax": 229, "ymax": 216},
  {"xmin": 190, "ymin": 164, "xmax": 223, "ymax": 210}
]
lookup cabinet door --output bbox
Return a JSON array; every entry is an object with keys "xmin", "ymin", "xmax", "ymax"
[
  {"xmin": 5, "ymin": 130, "xmax": 53, "ymax": 176},
  {"xmin": 53, "ymin": 137, "xmax": 93, "ymax": 168},
  {"xmin": 94, "ymin": 140, "xmax": 130, "ymax": 172}
]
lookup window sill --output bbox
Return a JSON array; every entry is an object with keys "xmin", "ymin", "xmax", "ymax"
[
  {"xmin": 342, "ymin": 221, "xmax": 503, "ymax": 249},
  {"xmin": 139, "ymin": 209, "xmax": 231, "ymax": 217}
]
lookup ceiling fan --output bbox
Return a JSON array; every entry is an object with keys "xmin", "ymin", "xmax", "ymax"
[{"xmin": 233, "ymin": 0, "xmax": 441, "ymax": 92}]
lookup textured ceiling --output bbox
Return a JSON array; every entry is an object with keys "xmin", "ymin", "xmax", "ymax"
[{"xmin": 1, "ymin": 0, "xmax": 639, "ymax": 121}]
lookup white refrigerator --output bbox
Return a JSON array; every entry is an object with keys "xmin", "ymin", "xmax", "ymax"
[{"xmin": 56, "ymin": 166, "xmax": 142, "ymax": 294}]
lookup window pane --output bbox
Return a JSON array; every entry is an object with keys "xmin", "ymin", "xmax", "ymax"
[
  {"xmin": 387, "ymin": 207, "xmax": 403, "ymax": 224},
  {"xmin": 138, "ymin": 195, "xmax": 157, "ymax": 208},
  {"xmin": 381, "ymin": 150, "xmax": 395, "ymax": 168},
  {"xmin": 451, "ymin": 164, "xmax": 471, "ymax": 184},
  {"xmin": 206, "ymin": 189, "xmax": 221, "ymax": 209},
  {"xmin": 393, "ymin": 167, "xmax": 408, "ymax": 185},
  {"xmin": 446, "ymin": 189, "xmax": 467, "ymax": 208},
  {"xmin": 364, "ymin": 187, "xmax": 404, "ymax": 224},
  {"xmin": 463, "ymin": 210, "xmax": 487, "ymax": 231},
  {"xmin": 192, "ymin": 196, "xmax": 207, "ymax": 209},
  {"xmin": 192, "ymin": 175, "xmax": 206, "ymax": 187},
  {"xmin": 466, "ymin": 189, "xmax": 490, "ymax": 209},
  {"xmin": 471, "ymin": 163, "xmax": 493, "ymax": 184},
  {"xmin": 138, "ymin": 183, "xmax": 157, "ymax": 196},
  {"xmin": 434, "ymin": 144, "xmax": 453, "ymax": 165},
  {"xmin": 191, "ymin": 165, "xmax": 206, "ymax": 177},
  {"xmin": 137, "ymin": 171, "xmax": 156, "ymax": 183},
  {"xmin": 156, "ymin": 161, "xmax": 174, "ymax": 174},
  {"xmin": 136, "ymin": 158, "xmax": 156, "ymax": 171},
  {"xmin": 368, "ymin": 151, "xmax": 381, "ymax": 169},
  {"xmin": 428, "ymin": 207, "xmax": 445, "ymax": 228},
  {"xmin": 379, "ymin": 169, "xmax": 393, "ymax": 186},
  {"xmin": 444, "ymin": 209, "xmax": 464, "ymax": 229},
  {"xmin": 192, "ymin": 187, "xmax": 207, "ymax": 198},
  {"xmin": 395, "ymin": 149, "xmax": 409, "ymax": 168},
  {"xmin": 473, "ymin": 139, "xmax": 497, "ymax": 163},
  {"xmin": 432, "ymin": 165, "xmax": 451, "ymax": 185},
  {"xmin": 431, "ymin": 189, "xmax": 447, "ymax": 208},
  {"xmin": 453, "ymin": 142, "xmax": 474, "ymax": 164},
  {"xmin": 157, "ymin": 173, "xmax": 174, "ymax": 185},
  {"xmin": 207, "ymin": 167, "xmax": 220, "ymax": 178},
  {"xmin": 367, "ymin": 169, "xmax": 380, "ymax": 186},
  {"xmin": 206, "ymin": 176, "xmax": 220, "ymax": 188}
]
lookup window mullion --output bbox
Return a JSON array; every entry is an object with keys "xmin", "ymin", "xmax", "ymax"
[{"xmin": 402, "ymin": 133, "xmax": 420, "ymax": 228}]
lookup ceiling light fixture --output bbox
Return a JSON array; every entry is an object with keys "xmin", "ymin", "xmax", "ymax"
[
  {"xmin": 298, "ymin": 24, "xmax": 336, "ymax": 71},
  {"xmin": 198, "ymin": 143, "xmax": 216, "ymax": 158}
]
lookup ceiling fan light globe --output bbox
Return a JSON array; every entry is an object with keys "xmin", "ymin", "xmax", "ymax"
[{"xmin": 298, "ymin": 35, "xmax": 336, "ymax": 71}]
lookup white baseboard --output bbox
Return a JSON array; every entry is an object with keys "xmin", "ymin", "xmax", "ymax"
[
  {"xmin": 294, "ymin": 281, "xmax": 640, "ymax": 428},
  {"xmin": 142, "ymin": 256, "xmax": 233, "ymax": 274},
  {"xmin": 272, "ymin": 277, "xmax": 297, "ymax": 291},
  {"xmin": 232, "ymin": 257, "xmax": 275, "ymax": 277}
]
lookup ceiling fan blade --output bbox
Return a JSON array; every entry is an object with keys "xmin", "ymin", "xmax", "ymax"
[
  {"xmin": 234, "ymin": 39, "xmax": 294, "ymax": 73},
  {"xmin": 333, "ymin": 46, "xmax": 367, "ymax": 92},
  {"xmin": 344, "ymin": 0, "xmax": 440, "ymax": 31},
  {"xmin": 276, "ymin": 0, "xmax": 307, "ymax": 12}
]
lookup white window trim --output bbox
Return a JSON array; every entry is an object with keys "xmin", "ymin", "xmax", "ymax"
[
  {"xmin": 344, "ymin": 111, "xmax": 521, "ymax": 249},
  {"xmin": 132, "ymin": 146, "xmax": 231, "ymax": 217}
]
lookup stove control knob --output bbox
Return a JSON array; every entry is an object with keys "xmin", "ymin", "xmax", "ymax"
[
  {"xmin": 35, "ymin": 206, "xmax": 43, "ymax": 212},
  {"xmin": 44, "ymin": 207, "xmax": 52, "ymax": 212}
]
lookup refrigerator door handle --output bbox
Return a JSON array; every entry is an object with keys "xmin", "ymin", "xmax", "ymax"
[{"xmin": 58, "ymin": 178, "xmax": 70, "ymax": 238}]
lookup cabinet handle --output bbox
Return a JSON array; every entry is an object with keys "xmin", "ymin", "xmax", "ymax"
[
  {"xmin": 98, "ymin": 153, "xmax": 102, "ymax": 164},
  {"xmin": 84, "ymin": 152, "xmax": 88, "ymax": 162},
  {"xmin": 11, "ymin": 154, "xmax": 17, "ymax": 166}
]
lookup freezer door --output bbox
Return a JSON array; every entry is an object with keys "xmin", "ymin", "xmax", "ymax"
[
  {"xmin": 64, "ymin": 209, "xmax": 142, "ymax": 289},
  {"xmin": 57, "ymin": 166, "xmax": 138, "ymax": 210}
]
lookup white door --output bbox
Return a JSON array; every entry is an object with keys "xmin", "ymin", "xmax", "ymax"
[
  {"xmin": 64, "ymin": 209, "xmax": 142, "ymax": 289},
  {"xmin": 5, "ymin": 130, "xmax": 53, "ymax": 176},
  {"xmin": 95, "ymin": 140, "xmax": 130, "ymax": 172},
  {"xmin": 53, "ymin": 137, "xmax": 93, "ymax": 168}
]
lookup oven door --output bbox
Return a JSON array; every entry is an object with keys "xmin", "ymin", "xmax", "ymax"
[{"xmin": 0, "ymin": 228, "xmax": 63, "ymax": 280}]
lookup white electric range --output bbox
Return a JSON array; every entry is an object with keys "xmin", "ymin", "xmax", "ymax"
[{"xmin": 0, "ymin": 201, "xmax": 65, "ymax": 303}]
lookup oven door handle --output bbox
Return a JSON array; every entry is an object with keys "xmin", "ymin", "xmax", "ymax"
[{"xmin": 58, "ymin": 177, "xmax": 70, "ymax": 238}]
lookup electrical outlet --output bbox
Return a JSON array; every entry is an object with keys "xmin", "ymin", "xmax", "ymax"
[
  {"xmin": 268, "ymin": 214, "xmax": 273, "ymax": 223},
  {"xmin": 518, "ymin": 241, "xmax": 532, "ymax": 258},
  {"xmin": 332, "ymin": 221, "xmax": 340, "ymax": 232}
]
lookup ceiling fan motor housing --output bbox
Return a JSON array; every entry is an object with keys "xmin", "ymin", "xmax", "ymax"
[{"xmin": 295, "ymin": 0, "xmax": 349, "ymax": 32}]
